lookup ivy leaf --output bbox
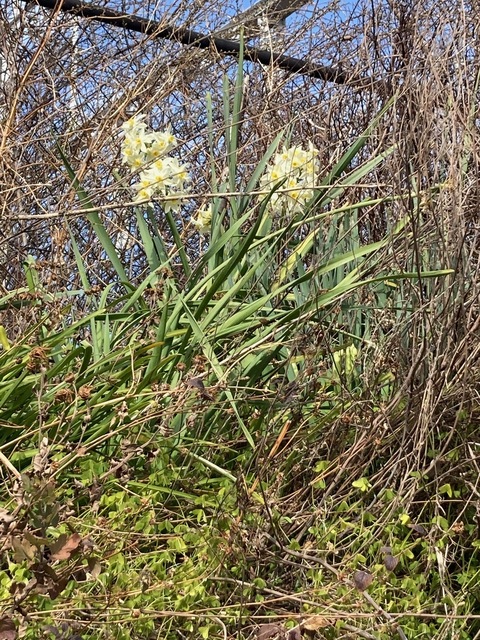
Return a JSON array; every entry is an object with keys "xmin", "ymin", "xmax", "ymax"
[{"xmin": 352, "ymin": 478, "xmax": 371, "ymax": 492}]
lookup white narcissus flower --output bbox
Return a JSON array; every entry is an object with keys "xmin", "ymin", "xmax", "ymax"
[
  {"xmin": 124, "ymin": 130, "xmax": 150, "ymax": 155},
  {"xmin": 122, "ymin": 147, "xmax": 144, "ymax": 169},
  {"xmin": 261, "ymin": 141, "xmax": 319, "ymax": 214},
  {"xmin": 144, "ymin": 130, "xmax": 177, "ymax": 162},
  {"xmin": 164, "ymin": 197, "xmax": 183, "ymax": 213},
  {"xmin": 140, "ymin": 159, "xmax": 170, "ymax": 187},
  {"xmin": 121, "ymin": 114, "xmax": 147, "ymax": 135},
  {"xmin": 162, "ymin": 157, "xmax": 190, "ymax": 189},
  {"xmin": 191, "ymin": 205, "xmax": 213, "ymax": 235},
  {"xmin": 133, "ymin": 185, "xmax": 155, "ymax": 203}
]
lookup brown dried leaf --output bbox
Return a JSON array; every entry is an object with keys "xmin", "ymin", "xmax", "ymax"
[
  {"xmin": 353, "ymin": 570, "xmax": 373, "ymax": 591},
  {"xmin": 379, "ymin": 545, "xmax": 392, "ymax": 555},
  {"xmin": 257, "ymin": 623, "xmax": 285, "ymax": 640},
  {"xmin": 82, "ymin": 536, "xmax": 94, "ymax": 552},
  {"xmin": 384, "ymin": 554, "xmax": 399, "ymax": 571},
  {"xmin": 32, "ymin": 561, "xmax": 59, "ymax": 583},
  {"xmin": 31, "ymin": 562, "xmax": 68, "ymax": 599},
  {"xmin": 408, "ymin": 523, "xmax": 428, "ymax": 536},
  {"xmin": 0, "ymin": 509, "xmax": 15, "ymax": 528},
  {"xmin": 11, "ymin": 536, "xmax": 36, "ymax": 562},
  {"xmin": 87, "ymin": 558, "xmax": 102, "ymax": 579},
  {"xmin": 187, "ymin": 377, "xmax": 214, "ymax": 401},
  {"xmin": 23, "ymin": 531, "xmax": 50, "ymax": 548},
  {"xmin": 0, "ymin": 615, "xmax": 17, "ymax": 640},
  {"xmin": 47, "ymin": 576, "xmax": 69, "ymax": 600},
  {"xmin": 302, "ymin": 616, "xmax": 330, "ymax": 631},
  {"xmin": 50, "ymin": 533, "xmax": 82, "ymax": 561}
]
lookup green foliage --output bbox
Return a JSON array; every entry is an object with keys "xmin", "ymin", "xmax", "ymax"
[{"xmin": 0, "ymin": 64, "xmax": 469, "ymax": 640}]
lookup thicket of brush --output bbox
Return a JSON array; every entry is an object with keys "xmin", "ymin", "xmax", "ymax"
[{"xmin": 1, "ymin": 1, "xmax": 480, "ymax": 638}]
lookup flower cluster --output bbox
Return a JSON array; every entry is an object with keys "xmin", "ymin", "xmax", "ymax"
[
  {"xmin": 121, "ymin": 114, "xmax": 190, "ymax": 211},
  {"xmin": 260, "ymin": 142, "xmax": 319, "ymax": 214}
]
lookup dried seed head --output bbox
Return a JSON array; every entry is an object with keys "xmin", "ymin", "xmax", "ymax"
[
  {"xmin": 353, "ymin": 570, "xmax": 373, "ymax": 591},
  {"xmin": 384, "ymin": 555, "xmax": 399, "ymax": 571}
]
